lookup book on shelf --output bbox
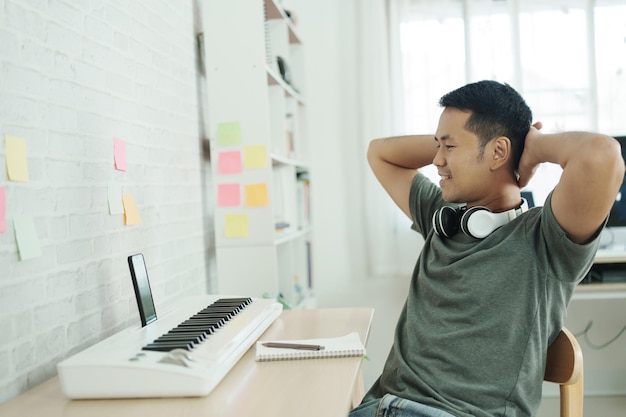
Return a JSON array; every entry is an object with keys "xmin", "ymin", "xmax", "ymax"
[
  {"xmin": 275, "ymin": 221, "xmax": 290, "ymax": 233},
  {"xmin": 255, "ymin": 332, "xmax": 365, "ymax": 362}
]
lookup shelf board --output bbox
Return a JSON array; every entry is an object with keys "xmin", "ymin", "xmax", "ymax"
[
  {"xmin": 274, "ymin": 226, "xmax": 311, "ymax": 246},
  {"xmin": 264, "ymin": 0, "xmax": 302, "ymax": 43},
  {"xmin": 593, "ymin": 254, "xmax": 626, "ymax": 264},
  {"xmin": 271, "ymin": 152, "xmax": 309, "ymax": 169},
  {"xmin": 266, "ymin": 66, "xmax": 305, "ymax": 103},
  {"xmin": 574, "ymin": 283, "xmax": 626, "ymax": 301}
]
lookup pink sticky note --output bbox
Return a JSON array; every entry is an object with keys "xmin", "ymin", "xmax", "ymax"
[
  {"xmin": 218, "ymin": 151, "xmax": 242, "ymax": 175},
  {"xmin": 217, "ymin": 183, "xmax": 241, "ymax": 207},
  {"xmin": 0, "ymin": 187, "xmax": 6, "ymax": 233},
  {"xmin": 113, "ymin": 137, "xmax": 128, "ymax": 171}
]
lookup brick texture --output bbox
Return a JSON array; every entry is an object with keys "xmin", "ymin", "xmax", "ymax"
[{"xmin": 0, "ymin": 0, "xmax": 216, "ymax": 403}]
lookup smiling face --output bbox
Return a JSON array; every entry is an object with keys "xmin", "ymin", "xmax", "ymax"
[{"xmin": 434, "ymin": 107, "xmax": 495, "ymax": 205}]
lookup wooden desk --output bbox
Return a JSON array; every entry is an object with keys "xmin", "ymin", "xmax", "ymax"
[{"xmin": 0, "ymin": 307, "xmax": 374, "ymax": 417}]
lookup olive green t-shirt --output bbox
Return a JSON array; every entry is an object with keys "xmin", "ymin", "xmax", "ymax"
[{"xmin": 364, "ymin": 174, "xmax": 600, "ymax": 417}]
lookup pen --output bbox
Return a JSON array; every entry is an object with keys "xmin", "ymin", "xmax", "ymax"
[{"xmin": 262, "ymin": 342, "xmax": 325, "ymax": 351}]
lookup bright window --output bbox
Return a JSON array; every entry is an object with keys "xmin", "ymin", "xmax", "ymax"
[{"xmin": 392, "ymin": 0, "xmax": 626, "ymax": 203}]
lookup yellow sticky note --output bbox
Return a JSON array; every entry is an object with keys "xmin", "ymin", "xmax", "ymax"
[
  {"xmin": 224, "ymin": 214, "xmax": 248, "ymax": 238},
  {"xmin": 245, "ymin": 183, "xmax": 269, "ymax": 207},
  {"xmin": 243, "ymin": 145, "xmax": 268, "ymax": 169},
  {"xmin": 217, "ymin": 122, "xmax": 241, "ymax": 146},
  {"xmin": 5, "ymin": 135, "xmax": 29, "ymax": 182},
  {"xmin": 122, "ymin": 194, "xmax": 142, "ymax": 225},
  {"xmin": 14, "ymin": 215, "xmax": 42, "ymax": 261}
]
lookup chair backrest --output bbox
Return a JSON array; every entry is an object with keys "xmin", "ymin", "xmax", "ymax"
[{"xmin": 544, "ymin": 327, "xmax": 584, "ymax": 417}]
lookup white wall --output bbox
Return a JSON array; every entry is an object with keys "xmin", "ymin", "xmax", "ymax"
[
  {"xmin": 0, "ymin": 0, "xmax": 397, "ymax": 404},
  {"xmin": 0, "ymin": 0, "xmax": 216, "ymax": 402},
  {"xmin": 283, "ymin": 0, "xmax": 379, "ymax": 291}
]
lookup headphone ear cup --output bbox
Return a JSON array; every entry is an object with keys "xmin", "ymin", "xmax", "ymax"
[
  {"xmin": 433, "ymin": 206, "xmax": 460, "ymax": 237},
  {"xmin": 461, "ymin": 207, "xmax": 507, "ymax": 239}
]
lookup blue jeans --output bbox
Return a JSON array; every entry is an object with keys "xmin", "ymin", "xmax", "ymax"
[{"xmin": 349, "ymin": 394, "xmax": 456, "ymax": 417}]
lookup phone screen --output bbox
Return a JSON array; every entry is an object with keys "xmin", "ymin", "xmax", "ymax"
[{"xmin": 128, "ymin": 254, "xmax": 157, "ymax": 326}]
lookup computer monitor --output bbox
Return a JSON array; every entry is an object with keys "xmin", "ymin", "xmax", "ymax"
[
  {"xmin": 521, "ymin": 191, "xmax": 535, "ymax": 208},
  {"xmin": 606, "ymin": 136, "xmax": 626, "ymax": 228}
]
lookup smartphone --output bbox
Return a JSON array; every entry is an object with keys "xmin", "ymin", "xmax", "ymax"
[{"xmin": 128, "ymin": 253, "xmax": 157, "ymax": 326}]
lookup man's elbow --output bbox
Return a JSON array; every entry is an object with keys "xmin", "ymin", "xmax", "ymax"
[
  {"xmin": 367, "ymin": 138, "xmax": 383, "ymax": 167},
  {"xmin": 601, "ymin": 135, "xmax": 625, "ymax": 186}
]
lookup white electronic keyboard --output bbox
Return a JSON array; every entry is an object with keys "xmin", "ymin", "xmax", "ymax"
[{"xmin": 57, "ymin": 295, "xmax": 282, "ymax": 399}]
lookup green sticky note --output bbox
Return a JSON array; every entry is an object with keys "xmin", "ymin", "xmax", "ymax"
[
  {"xmin": 107, "ymin": 182, "xmax": 124, "ymax": 215},
  {"xmin": 14, "ymin": 215, "xmax": 42, "ymax": 261},
  {"xmin": 217, "ymin": 122, "xmax": 241, "ymax": 146}
]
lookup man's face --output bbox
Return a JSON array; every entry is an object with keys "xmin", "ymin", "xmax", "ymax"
[{"xmin": 433, "ymin": 107, "xmax": 493, "ymax": 205}]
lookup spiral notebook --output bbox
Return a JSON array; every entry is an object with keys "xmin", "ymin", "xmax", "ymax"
[{"xmin": 255, "ymin": 332, "xmax": 366, "ymax": 362}]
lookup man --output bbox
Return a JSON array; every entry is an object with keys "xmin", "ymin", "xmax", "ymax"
[{"xmin": 351, "ymin": 81, "xmax": 624, "ymax": 417}]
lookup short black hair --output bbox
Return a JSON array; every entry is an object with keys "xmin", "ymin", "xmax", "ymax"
[{"xmin": 439, "ymin": 80, "xmax": 532, "ymax": 167}]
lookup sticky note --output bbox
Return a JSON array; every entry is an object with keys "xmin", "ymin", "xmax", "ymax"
[
  {"xmin": 107, "ymin": 182, "xmax": 124, "ymax": 215},
  {"xmin": 218, "ymin": 151, "xmax": 242, "ymax": 175},
  {"xmin": 122, "ymin": 194, "xmax": 142, "ymax": 225},
  {"xmin": 224, "ymin": 214, "xmax": 248, "ymax": 238},
  {"xmin": 0, "ymin": 187, "xmax": 6, "ymax": 233},
  {"xmin": 217, "ymin": 122, "xmax": 241, "ymax": 146},
  {"xmin": 113, "ymin": 137, "xmax": 128, "ymax": 171},
  {"xmin": 217, "ymin": 183, "xmax": 241, "ymax": 207},
  {"xmin": 14, "ymin": 215, "xmax": 42, "ymax": 261},
  {"xmin": 244, "ymin": 145, "xmax": 268, "ymax": 169},
  {"xmin": 244, "ymin": 183, "xmax": 269, "ymax": 207},
  {"xmin": 5, "ymin": 135, "xmax": 29, "ymax": 182}
]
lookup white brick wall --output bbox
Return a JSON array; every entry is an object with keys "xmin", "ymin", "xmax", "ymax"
[{"xmin": 0, "ymin": 0, "xmax": 216, "ymax": 403}]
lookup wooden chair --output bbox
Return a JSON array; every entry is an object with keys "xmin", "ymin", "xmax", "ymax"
[{"xmin": 544, "ymin": 327, "xmax": 584, "ymax": 417}]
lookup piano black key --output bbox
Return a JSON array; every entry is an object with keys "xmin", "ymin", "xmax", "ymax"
[
  {"xmin": 166, "ymin": 328, "xmax": 211, "ymax": 335},
  {"xmin": 142, "ymin": 341, "xmax": 193, "ymax": 352},
  {"xmin": 182, "ymin": 317, "xmax": 225, "ymax": 324},
  {"xmin": 155, "ymin": 336, "xmax": 202, "ymax": 345},
  {"xmin": 174, "ymin": 323, "xmax": 219, "ymax": 332}
]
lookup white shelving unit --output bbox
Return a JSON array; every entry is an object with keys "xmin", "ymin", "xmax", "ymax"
[{"xmin": 201, "ymin": 0, "xmax": 313, "ymax": 308}]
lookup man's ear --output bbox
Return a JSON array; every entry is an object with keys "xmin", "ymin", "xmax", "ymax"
[{"xmin": 490, "ymin": 136, "xmax": 511, "ymax": 170}]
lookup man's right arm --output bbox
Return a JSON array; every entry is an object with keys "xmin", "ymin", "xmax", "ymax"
[{"xmin": 367, "ymin": 135, "xmax": 437, "ymax": 219}]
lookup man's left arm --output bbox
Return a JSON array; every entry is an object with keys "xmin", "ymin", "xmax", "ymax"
[{"xmin": 518, "ymin": 127, "xmax": 625, "ymax": 244}]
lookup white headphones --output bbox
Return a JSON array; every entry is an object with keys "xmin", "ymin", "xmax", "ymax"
[{"xmin": 432, "ymin": 198, "xmax": 529, "ymax": 239}]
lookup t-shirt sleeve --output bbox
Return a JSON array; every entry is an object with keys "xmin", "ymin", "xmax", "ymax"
[
  {"xmin": 409, "ymin": 173, "xmax": 445, "ymax": 237},
  {"xmin": 537, "ymin": 191, "xmax": 603, "ymax": 283}
]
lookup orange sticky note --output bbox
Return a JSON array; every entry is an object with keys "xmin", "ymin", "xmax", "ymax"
[
  {"xmin": 218, "ymin": 151, "xmax": 242, "ymax": 175},
  {"xmin": 113, "ymin": 138, "xmax": 128, "ymax": 171},
  {"xmin": 217, "ymin": 183, "xmax": 241, "ymax": 207},
  {"xmin": 5, "ymin": 135, "xmax": 29, "ymax": 182},
  {"xmin": 243, "ymin": 145, "xmax": 268, "ymax": 169},
  {"xmin": 224, "ymin": 214, "xmax": 248, "ymax": 238},
  {"xmin": 122, "ymin": 194, "xmax": 142, "ymax": 225},
  {"xmin": 244, "ymin": 183, "xmax": 269, "ymax": 207}
]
